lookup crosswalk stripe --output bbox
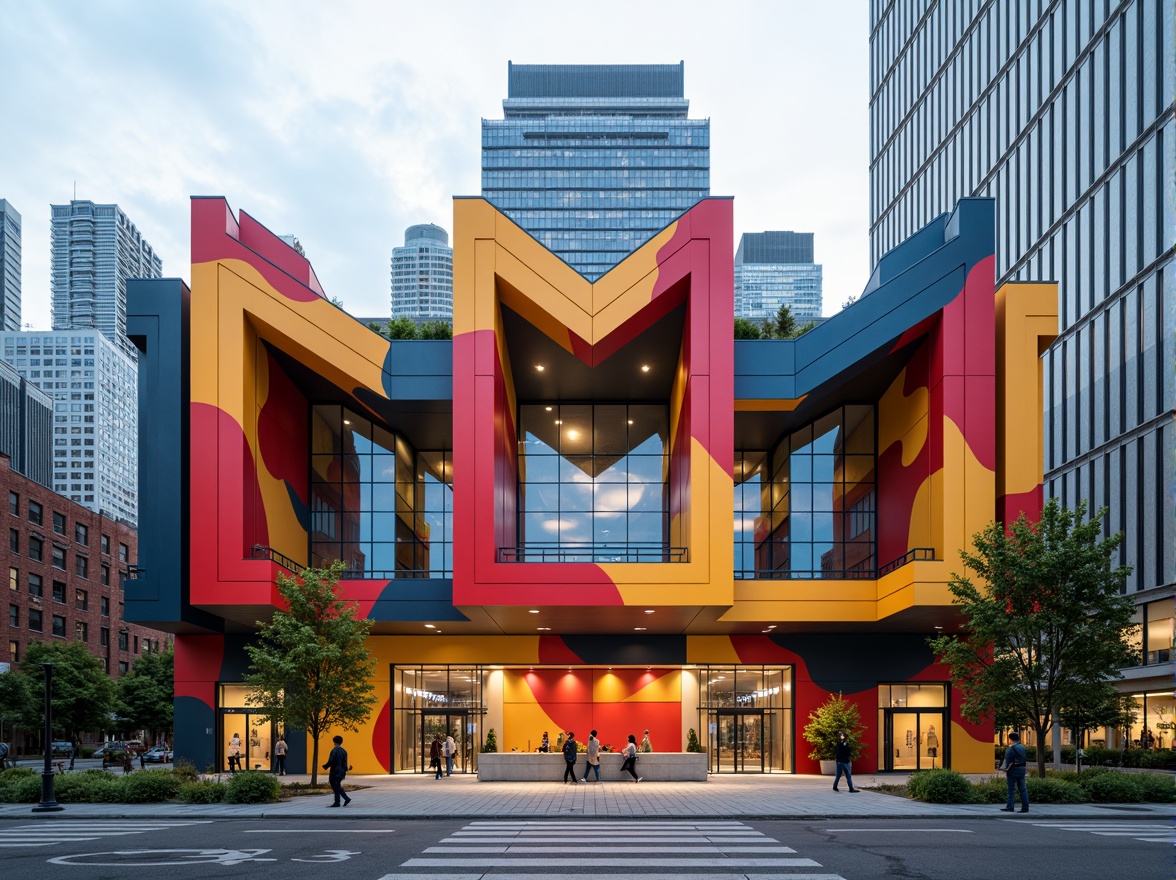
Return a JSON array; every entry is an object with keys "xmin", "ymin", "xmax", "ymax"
[
  {"xmin": 0, "ymin": 820, "xmax": 209, "ymax": 849},
  {"xmin": 425, "ymin": 845, "xmax": 799, "ymax": 854},
  {"xmin": 465, "ymin": 820, "xmax": 748, "ymax": 827},
  {"xmin": 379, "ymin": 874, "xmax": 847, "ymax": 880},
  {"xmin": 403, "ymin": 857, "xmax": 824, "ymax": 868},
  {"xmin": 437, "ymin": 837, "xmax": 776, "ymax": 847}
]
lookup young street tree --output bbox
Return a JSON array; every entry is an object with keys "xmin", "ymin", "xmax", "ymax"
[
  {"xmin": 117, "ymin": 646, "xmax": 175, "ymax": 744},
  {"xmin": 929, "ymin": 500, "xmax": 1137, "ymax": 778},
  {"xmin": 17, "ymin": 641, "xmax": 115, "ymax": 744},
  {"xmin": 244, "ymin": 562, "xmax": 377, "ymax": 784}
]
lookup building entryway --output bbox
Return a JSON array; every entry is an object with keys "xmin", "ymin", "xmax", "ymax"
[{"xmin": 881, "ymin": 708, "xmax": 946, "ymax": 771}]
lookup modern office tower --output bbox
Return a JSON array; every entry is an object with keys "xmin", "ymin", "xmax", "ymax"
[
  {"xmin": 0, "ymin": 200, "xmax": 20, "ymax": 331},
  {"xmin": 390, "ymin": 224, "xmax": 454, "ymax": 322},
  {"xmin": 0, "ymin": 330, "xmax": 138, "ymax": 525},
  {"xmin": 734, "ymin": 231, "xmax": 824, "ymax": 321},
  {"xmin": 869, "ymin": 0, "xmax": 1174, "ymax": 734},
  {"xmin": 0, "ymin": 358, "xmax": 52, "ymax": 486},
  {"xmin": 482, "ymin": 61, "xmax": 710, "ymax": 280},
  {"xmin": 50, "ymin": 200, "xmax": 163, "ymax": 357}
]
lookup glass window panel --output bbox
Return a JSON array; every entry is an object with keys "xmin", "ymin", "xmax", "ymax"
[
  {"xmin": 623, "ymin": 455, "xmax": 666, "ymax": 483},
  {"xmin": 843, "ymin": 406, "xmax": 875, "ymax": 454},
  {"xmin": 594, "ymin": 405, "xmax": 628, "ymax": 455},
  {"xmin": 368, "ymin": 543, "xmax": 398, "ymax": 573},
  {"xmin": 371, "ymin": 511, "xmax": 398, "ymax": 541}
]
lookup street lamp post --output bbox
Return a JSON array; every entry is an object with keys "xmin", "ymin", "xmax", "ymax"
[{"xmin": 32, "ymin": 662, "xmax": 63, "ymax": 812}]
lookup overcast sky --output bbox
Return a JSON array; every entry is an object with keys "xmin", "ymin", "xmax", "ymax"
[{"xmin": 1, "ymin": 0, "xmax": 870, "ymax": 329}]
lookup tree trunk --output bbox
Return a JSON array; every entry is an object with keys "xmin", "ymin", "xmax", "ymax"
[
  {"xmin": 1034, "ymin": 721, "xmax": 1049, "ymax": 778},
  {"xmin": 1051, "ymin": 709, "xmax": 1062, "ymax": 771},
  {"xmin": 310, "ymin": 736, "xmax": 319, "ymax": 786}
]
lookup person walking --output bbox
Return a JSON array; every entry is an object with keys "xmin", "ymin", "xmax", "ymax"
[
  {"xmin": 0, "ymin": 741, "xmax": 8, "ymax": 771},
  {"xmin": 640, "ymin": 729, "xmax": 653, "ymax": 753},
  {"xmin": 227, "ymin": 733, "xmax": 242, "ymax": 773},
  {"xmin": 322, "ymin": 735, "xmax": 351, "ymax": 807},
  {"xmin": 832, "ymin": 730, "xmax": 859, "ymax": 792},
  {"xmin": 444, "ymin": 734, "xmax": 456, "ymax": 776},
  {"xmin": 1000, "ymin": 732, "xmax": 1029, "ymax": 813},
  {"xmin": 429, "ymin": 733, "xmax": 444, "ymax": 779},
  {"xmin": 562, "ymin": 731, "xmax": 579, "ymax": 783},
  {"xmin": 273, "ymin": 735, "xmax": 288, "ymax": 776},
  {"xmin": 581, "ymin": 730, "xmax": 602, "ymax": 783},
  {"xmin": 620, "ymin": 733, "xmax": 641, "ymax": 782}
]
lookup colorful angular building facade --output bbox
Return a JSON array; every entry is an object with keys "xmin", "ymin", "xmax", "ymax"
[{"xmin": 127, "ymin": 194, "xmax": 1056, "ymax": 776}]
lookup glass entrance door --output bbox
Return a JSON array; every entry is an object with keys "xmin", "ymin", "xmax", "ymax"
[
  {"xmin": 220, "ymin": 712, "xmax": 273, "ymax": 772},
  {"xmin": 710, "ymin": 710, "xmax": 765, "ymax": 772},
  {"xmin": 883, "ymin": 710, "xmax": 946, "ymax": 771},
  {"xmin": 421, "ymin": 710, "xmax": 470, "ymax": 775}
]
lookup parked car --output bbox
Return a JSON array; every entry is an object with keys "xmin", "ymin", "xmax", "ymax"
[
  {"xmin": 51, "ymin": 741, "xmax": 74, "ymax": 756},
  {"xmin": 141, "ymin": 745, "xmax": 173, "ymax": 764},
  {"xmin": 93, "ymin": 740, "xmax": 145, "ymax": 759}
]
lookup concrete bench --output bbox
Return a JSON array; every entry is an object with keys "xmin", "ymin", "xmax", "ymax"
[{"xmin": 477, "ymin": 752, "xmax": 708, "ymax": 782}]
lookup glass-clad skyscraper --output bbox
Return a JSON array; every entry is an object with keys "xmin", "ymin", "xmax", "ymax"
[
  {"xmin": 482, "ymin": 62, "xmax": 710, "ymax": 280},
  {"xmin": 51, "ymin": 200, "xmax": 163, "ymax": 358},
  {"xmin": 391, "ymin": 223, "xmax": 453, "ymax": 322},
  {"xmin": 0, "ymin": 199, "xmax": 20, "ymax": 331},
  {"xmin": 869, "ymin": 0, "xmax": 1174, "ymax": 730},
  {"xmin": 734, "ymin": 231, "xmax": 824, "ymax": 321}
]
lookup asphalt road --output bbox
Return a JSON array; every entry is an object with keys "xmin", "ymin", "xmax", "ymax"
[{"xmin": 0, "ymin": 815, "xmax": 1170, "ymax": 879}]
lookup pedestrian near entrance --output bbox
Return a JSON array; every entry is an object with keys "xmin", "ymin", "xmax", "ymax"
[
  {"xmin": 620, "ymin": 734, "xmax": 641, "ymax": 781},
  {"xmin": 562, "ymin": 731, "xmax": 579, "ymax": 783},
  {"xmin": 833, "ymin": 730, "xmax": 859, "ymax": 792},
  {"xmin": 444, "ymin": 734, "xmax": 456, "ymax": 776},
  {"xmin": 429, "ymin": 733, "xmax": 443, "ymax": 779},
  {"xmin": 539, "ymin": 731, "xmax": 550, "ymax": 752},
  {"xmin": 1000, "ymin": 732, "xmax": 1029, "ymax": 813},
  {"xmin": 227, "ymin": 733, "xmax": 242, "ymax": 773},
  {"xmin": 273, "ymin": 735, "xmax": 288, "ymax": 775},
  {"xmin": 323, "ymin": 734, "xmax": 351, "ymax": 807},
  {"xmin": 640, "ymin": 729, "xmax": 653, "ymax": 753},
  {"xmin": 582, "ymin": 730, "xmax": 602, "ymax": 782}
]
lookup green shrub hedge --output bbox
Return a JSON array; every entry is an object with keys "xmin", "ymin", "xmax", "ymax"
[
  {"xmin": 995, "ymin": 745, "xmax": 1175, "ymax": 769},
  {"xmin": 179, "ymin": 780, "xmax": 227, "ymax": 803},
  {"xmin": 52, "ymin": 770, "xmax": 122, "ymax": 803},
  {"xmin": 907, "ymin": 768, "xmax": 975, "ymax": 803},
  {"xmin": 120, "ymin": 770, "xmax": 182, "ymax": 803},
  {"xmin": 224, "ymin": 771, "xmax": 281, "ymax": 804},
  {"xmin": 1025, "ymin": 777, "xmax": 1085, "ymax": 803},
  {"xmin": 0, "ymin": 767, "xmax": 41, "ymax": 803}
]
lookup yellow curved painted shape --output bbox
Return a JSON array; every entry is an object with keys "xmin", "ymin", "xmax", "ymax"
[
  {"xmin": 368, "ymin": 635, "xmax": 547, "ymax": 665},
  {"xmin": 734, "ymin": 397, "xmax": 807, "ymax": 412},
  {"xmin": 878, "ymin": 367, "xmax": 929, "ymax": 467},
  {"xmin": 608, "ymin": 440, "xmax": 733, "ymax": 606},
  {"xmin": 936, "ymin": 416, "xmax": 996, "ymax": 568},
  {"xmin": 950, "ymin": 720, "xmax": 997, "ymax": 773},
  {"xmin": 996, "ymin": 283, "xmax": 1058, "ymax": 498}
]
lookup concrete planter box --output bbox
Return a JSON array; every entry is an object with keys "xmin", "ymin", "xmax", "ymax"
[
  {"xmin": 819, "ymin": 760, "xmax": 837, "ymax": 775},
  {"xmin": 477, "ymin": 752, "xmax": 708, "ymax": 782}
]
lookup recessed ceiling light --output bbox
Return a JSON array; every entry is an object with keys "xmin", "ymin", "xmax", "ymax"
[
  {"xmin": 566, "ymin": 429, "xmax": 579, "ymax": 440},
  {"xmin": 634, "ymin": 626, "xmax": 647, "ymax": 631},
  {"xmin": 627, "ymin": 419, "xmax": 634, "ymax": 425},
  {"xmin": 342, "ymin": 419, "xmax": 351, "ymax": 425},
  {"xmin": 545, "ymin": 406, "xmax": 553, "ymax": 411},
  {"xmin": 537, "ymin": 626, "xmax": 551, "ymax": 631},
  {"xmin": 761, "ymin": 629, "xmax": 772, "ymax": 633},
  {"xmin": 934, "ymin": 625, "xmax": 944, "ymax": 630},
  {"xmin": 767, "ymin": 625, "xmax": 777, "ymax": 629},
  {"xmin": 535, "ymin": 365, "xmax": 545, "ymax": 372},
  {"xmin": 424, "ymin": 624, "xmax": 435, "ymax": 629},
  {"xmin": 644, "ymin": 609, "xmax": 655, "ymax": 614},
  {"xmin": 554, "ymin": 419, "xmax": 562, "ymax": 425},
  {"xmin": 528, "ymin": 609, "xmax": 539, "ymax": 614},
  {"xmin": 640, "ymin": 365, "xmax": 651, "ymax": 373}
]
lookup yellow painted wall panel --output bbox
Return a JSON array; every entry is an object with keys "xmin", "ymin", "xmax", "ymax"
[
  {"xmin": 686, "ymin": 636, "xmax": 742, "ymax": 664},
  {"xmin": 951, "ymin": 721, "xmax": 997, "ymax": 774}
]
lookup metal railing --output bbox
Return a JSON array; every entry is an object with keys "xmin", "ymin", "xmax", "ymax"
[
  {"xmin": 247, "ymin": 546, "xmax": 451, "ymax": 580},
  {"xmin": 499, "ymin": 543, "xmax": 688, "ymax": 564},
  {"xmin": 733, "ymin": 548, "xmax": 936, "ymax": 581}
]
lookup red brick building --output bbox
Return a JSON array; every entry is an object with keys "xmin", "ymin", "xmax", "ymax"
[{"xmin": 2, "ymin": 453, "xmax": 166, "ymax": 749}]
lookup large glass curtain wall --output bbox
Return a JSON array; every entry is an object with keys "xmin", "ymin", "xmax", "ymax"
[
  {"xmin": 735, "ymin": 405, "xmax": 876, "ymax": 579},
  {"xmin": 516, "ymin": 403, "xmax": 669, "ymax": 560},
  {"xmin": 310, "ymin": 405, "xmax": 453, "ymax": 577}
]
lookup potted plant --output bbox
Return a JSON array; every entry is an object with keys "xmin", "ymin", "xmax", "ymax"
[{"xmin": 803, "ymin": 692, "xmax": 865, "ymax": 775}]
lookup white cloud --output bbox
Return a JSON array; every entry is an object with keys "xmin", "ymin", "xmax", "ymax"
[{"xmin": 1, "ymin": 0, "xmax": 869, "ymax": 329}]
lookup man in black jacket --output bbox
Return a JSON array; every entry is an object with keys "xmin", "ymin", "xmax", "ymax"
[
  {"xmin": 562, "ymin": 731, "xmax": 579, "ymax": 783},
  {"xmin": 322, "ymin": 735, "xmax": 351, "ymax": 807},
  {"xmin": 1000, "ymin": 732, "xmax": 1029, "ymax": 813},
  {"xmin": 833, "ymin": 730, "xmax": 859, "ymax": 792}
]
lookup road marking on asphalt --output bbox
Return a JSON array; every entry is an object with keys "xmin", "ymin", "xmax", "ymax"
[
  {"xmin": 440, "ymin": 836, "xmax": 778, "ymax": 844},
  {"xmin": 243, "ymin": 829, "xmax": 397, "ymax": 833},
  {"xmin": 822, "ymin": 828, "xmax": 974, "ymax": 833},
  {"xmin": 1022, "ymin": 821, "xmax": 1175, "ymax": 844},
  {"xmin": 0, "ymin": 821, "xmax": 211, "ymax": 850},
  {"xmin": 378, "ymin": 875, "xmax": 847, "ymax": 880},
  {"xmin": 402, "ymin": 857, "xmax": 824, "ymax": 868},
  {"xmin": 424, "ymin": 845, "xmax": 800, "ymax": 854}
]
